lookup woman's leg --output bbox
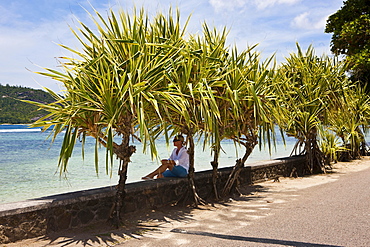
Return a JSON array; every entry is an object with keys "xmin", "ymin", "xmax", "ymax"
[{"xmin": 142, "ymin": 160, "xmax": 174, "ymax": 179}]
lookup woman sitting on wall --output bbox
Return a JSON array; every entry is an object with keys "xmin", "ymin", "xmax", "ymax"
[{"xmin": 142, "ymin": 135, "xmax": 189, "ymax": 179}]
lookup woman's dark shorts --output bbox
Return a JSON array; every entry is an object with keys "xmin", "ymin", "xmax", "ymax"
[{"xmin": 162, "ymin": 165, "xmax": 188, "ymax": 178}]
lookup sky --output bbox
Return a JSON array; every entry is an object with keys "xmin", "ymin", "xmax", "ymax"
[{"xmin": 0, "ymin": 0, "xmax": 344, "ymax": 93}]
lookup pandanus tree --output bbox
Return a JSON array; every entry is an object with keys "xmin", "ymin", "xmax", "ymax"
[
  {"xmin": 186, "ymin": 24, "xmax": 230, "ymax": 201},
  {"xmin": 156, "ymin": 25, "xmax": 226, "ymax": 206},
  {"xmin": 327, "ymin": 85, "xmax": 370, "ymax": 160},
  {"xmin": 317, "ymin": 126, "xmax": 346, "ymax": 166},
  {"xmin": 178, "ymin": 23, "xmax": 279, "ymax": 199},
  {"xmin": 197, "ymin": 42, "xmax": 278, "ymax": 198},
  {"xmin": 220, "ymin": 49, "xmax": 278, "ymax": 196},
  {"xmin": 28, "ymin": 7, "xmax": 189, "ymax": 226},
  {"xmin": 274, "ymin": 44, "xmax": 352, "ymax": 173}
]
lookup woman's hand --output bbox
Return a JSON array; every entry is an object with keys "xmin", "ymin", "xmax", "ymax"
[{"xmin": 161, "ymin": 159, "xmax": 174, "ymax": 166}]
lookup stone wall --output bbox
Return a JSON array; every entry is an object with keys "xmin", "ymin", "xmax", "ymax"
[{"xmin": 0, "ymin": 155, "xmax": 305, "ymax": 244}]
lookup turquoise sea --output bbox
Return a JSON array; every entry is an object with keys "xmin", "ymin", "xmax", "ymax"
[{"xmin": 0, "ymin": 124, "xmax": 296, "ymax": 204}]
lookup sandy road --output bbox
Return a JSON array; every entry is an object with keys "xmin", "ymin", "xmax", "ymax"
[{"xmin": 119, "ymin": 158, "xmax": 370, "ymax": 247}]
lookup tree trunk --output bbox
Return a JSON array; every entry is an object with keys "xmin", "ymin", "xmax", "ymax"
[
  {"xmin": 187, "ymin": 134, "xmax": 205, "ymax": 206},
  {"xmin": 222, "ymin": 142, "xmax": 254, "ymax": 197},
  {"xmin": 211, "ymin": 146, "xmax": 220, "ymax": 200},
  {"xmin": 354, "ymin": 127, "xmax": 365, "ymax": 158},
  {"xmin": 108, "ymin": 136, "xmax": 136, "ymax": 227},
  {"xmin": 304, "ymin": 131, "xmax": 325, "ymax": 174},
  {"xmin": 109, "ymin": 159, "xmax": 128, "ymax": 227},
  {"xmin": 210, "ymin": 161, "xmax": 219, "ymax": 200},
  {"xmin": 360, "ymin": 140, "xmax": 368, "ymax": 156}
]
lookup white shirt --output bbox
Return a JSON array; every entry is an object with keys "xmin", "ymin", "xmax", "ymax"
[{"xmin": 169, "ymin": 146, "xmax": 189, "ymax": 172}]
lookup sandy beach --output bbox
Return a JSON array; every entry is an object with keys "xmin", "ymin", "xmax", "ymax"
[{"xmin": 6, "ymin": 156, "xmax": 370, "ymax": 246}]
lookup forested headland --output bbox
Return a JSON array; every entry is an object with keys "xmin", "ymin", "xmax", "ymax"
[{"xmin": 0, "ymin": 84, "xmax": 55, "ymax": 124}]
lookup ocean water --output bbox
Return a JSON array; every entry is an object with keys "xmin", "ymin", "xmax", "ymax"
[{"xmin": 0, "ymin": 124, "xmax": 296, "ymax": 204}]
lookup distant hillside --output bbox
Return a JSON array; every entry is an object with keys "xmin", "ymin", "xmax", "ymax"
[{"xmin": 0, "ymin": 84, "xmax": 55, "ymax": 124}]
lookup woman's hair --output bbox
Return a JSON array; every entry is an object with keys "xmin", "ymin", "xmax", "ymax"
[{"xmin": 173, "ymin": 135, "xmax": 185, "ymax": 143}]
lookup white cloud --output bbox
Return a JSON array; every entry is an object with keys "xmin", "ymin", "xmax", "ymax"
[
  {"xmin": 0, "ymin": 11, "xmax": 78, "ymax": 91},
  {"xmin": 292, "ymin": 12, "xmax": 311, "ymax": 29},
  {"xmin": 209, "ymin": 0, "xmax": 300, "ymax": 12},
  {"xmin": 208, "ymin": 0, "xmax": 247, "ymax": 12},
  {"xmin": 292, "ymin": 11, "xmax": 330, "ymax": 30},
  {"xmin": 253, "ymin": 0, "xmax": 300, "ymax": 10}
]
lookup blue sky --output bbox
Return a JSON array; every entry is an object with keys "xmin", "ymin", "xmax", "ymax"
[{"xmin": 0, "ymin": 0, "xmax": 344, "ymax": 93}]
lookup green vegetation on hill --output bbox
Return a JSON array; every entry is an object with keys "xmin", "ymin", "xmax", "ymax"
[{"xmin": 0, "ymin": 83, "xmax": 55, "ymax": 124}]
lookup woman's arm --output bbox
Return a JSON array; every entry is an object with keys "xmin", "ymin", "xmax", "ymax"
[{"xmin": 172, "ymin": 147, "xmax": 189, "ymax": 170}]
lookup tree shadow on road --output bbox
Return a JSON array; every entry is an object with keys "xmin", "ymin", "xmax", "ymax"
[
  {"xmin": 17, "ymin": 183, "xmax": 267, "ymax": 246},
  {"xmin": 170, "ymin": 228, "xmax": 341, "ymax": 247}
]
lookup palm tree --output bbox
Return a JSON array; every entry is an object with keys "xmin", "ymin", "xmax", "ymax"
[
  {"xmin": 29, "ymin": 7, "xmax": 189, "ymax": 226},
  {"xmin": 327, "ymin": 85, "xmax": 370, "ymax": 160},
  {"xmin": 189, "ymin": 24, "xmax": 230, "ymax": 201},
  {"xmin": 220, "ymin": 49, "xmax": 277, "ymax": 196},
  {"xmin": 156, "ymin": 25, "xmax": 225, "ymax": 206},
  {"xmin": 317, "ymin": 126, "xmax": 347, "ymax": 167},
  {"xmin": 275, "ymin": 44, "xmax": 351, "ymax": 173}
]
